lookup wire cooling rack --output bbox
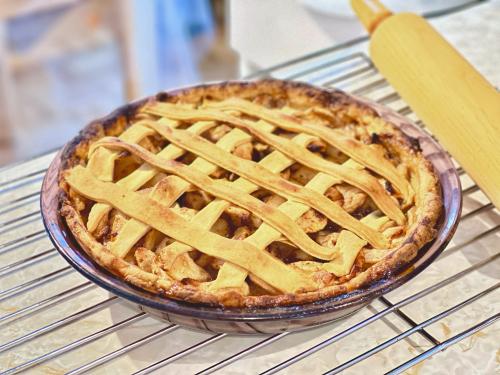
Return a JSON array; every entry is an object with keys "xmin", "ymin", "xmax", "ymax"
[{"xmin": 0, "ymin": 4, "xmax": 498, "ymax": 375}]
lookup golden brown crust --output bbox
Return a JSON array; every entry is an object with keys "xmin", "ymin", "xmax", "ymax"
[{"xmin": 59, "ymin": 79, "xmax": 442, "ymax": 307}]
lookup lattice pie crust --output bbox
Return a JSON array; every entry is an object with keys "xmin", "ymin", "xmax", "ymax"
[{"xmin": 59, "ymin": 80, "xmax": 441, "ymax": 307}]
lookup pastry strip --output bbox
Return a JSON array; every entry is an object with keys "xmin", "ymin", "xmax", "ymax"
[
  {"xmin": 65, "ymin": 165, "xmax": 316, "ymax": 293},
  {"xmin": 157, "ymin": 132, "xmax": 319, "ymax": 280},
  {"xmin": 144, "ymin": 119, "xmax": 403, "ymax": 233},
  {"xmin": 86, "ymin": 119, "xmax": 217, "ymax": 232},
  {"xmin": 87, "ymin": 123, "xmax": 156, "ymax": 182},
  {"xmin": 106, "ymin": 128, "xmax": 252, "ymax": 259},
  {"xmin": 203, "ymin": 98, "xmax": 413, "ymax": 202},
  {"xmin": 142, "ymin": 107, "xmax": 405, "ymax": 225},
  {"xmin": 94, "ymin": 137, "xmax": 345, "ymax": 259},
  {"xmin": 90, "ymin": 116, "xmax": 284, "ymax": 279},
  {"xmin": 207, "ymin": 163, "xmax": 363, "ymax": 291}
]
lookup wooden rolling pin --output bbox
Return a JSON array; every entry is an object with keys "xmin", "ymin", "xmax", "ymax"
[{"xmin": 351, "ymin": 0, "xmax": 500, "ymax": 208}]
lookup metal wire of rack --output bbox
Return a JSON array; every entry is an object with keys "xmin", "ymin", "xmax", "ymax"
[{"xmin": 1, "ymin": 7, "xmax": 499, "ymax": 375}]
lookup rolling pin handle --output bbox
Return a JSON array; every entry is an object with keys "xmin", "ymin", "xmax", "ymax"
[{"xmin": 351, "ymin": 0, "xmax": 392, "ymax": 33}]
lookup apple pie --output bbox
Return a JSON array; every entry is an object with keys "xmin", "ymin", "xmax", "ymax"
[{"xmin": 59, "ymin": 80, "xmax": 441, "ymax": 307}]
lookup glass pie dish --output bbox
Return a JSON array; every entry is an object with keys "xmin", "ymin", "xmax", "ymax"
[{"xmin": 41, "ymin": 80, "xmax": 461, "ymax": 334}]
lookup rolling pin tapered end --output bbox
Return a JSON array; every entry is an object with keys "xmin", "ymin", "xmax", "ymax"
[{"xmin": 351, "ymin": 0, "xmax": 392, "ymax": 33}]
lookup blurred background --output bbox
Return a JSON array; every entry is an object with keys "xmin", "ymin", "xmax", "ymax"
[{"xmin": 0, "ymin": 0, "xmax": 473, "ymax": 165}]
